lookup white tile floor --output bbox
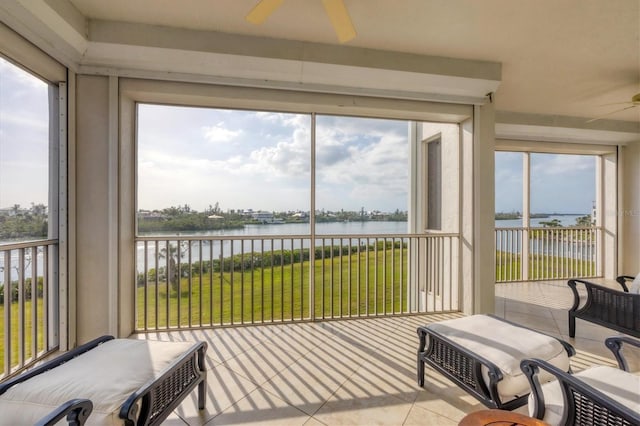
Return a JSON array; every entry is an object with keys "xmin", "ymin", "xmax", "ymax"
[{"xmin": 138, "ymin": 280, "xmax": 639, "ymax": 425}]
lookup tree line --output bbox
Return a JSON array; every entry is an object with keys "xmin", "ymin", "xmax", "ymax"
[{"xmin": 0, "ymin": 203, "xmax": 48, "ymax": 240}]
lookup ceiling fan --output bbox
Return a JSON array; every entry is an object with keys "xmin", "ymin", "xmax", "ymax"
[
  {"xmin": 587, "ymin": 93, "xmax": 640, "ymax": 123},
  {"xmin": 246, "ymin": 0, "xmax": 357, "ymax": 43}
]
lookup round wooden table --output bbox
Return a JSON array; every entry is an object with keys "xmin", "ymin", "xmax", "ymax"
[{"xmin": 459, "ymin": 409, "xmax": 551, "ymax": 426}]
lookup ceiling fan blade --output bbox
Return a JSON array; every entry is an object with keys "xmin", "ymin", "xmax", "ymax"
[
  {"xmin": 586, "ymin": 105, "xmax": 637, "ymax": 123},
  {"xmin": 322, "ymin": 0, "xmax": 356, "ymax": 43},
  {"xmin": 246, "ymin": 0, "xmax": 285, "ymax": 25}
]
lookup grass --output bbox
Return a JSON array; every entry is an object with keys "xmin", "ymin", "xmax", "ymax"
[
  {"xmin": 0, "ymin": 297, "xmax": 46, "ymax": 376},
  {"xmin": 136, "ymin": 247, "xmax": 408, "ymax": 329},
  {"xmin": 496, "ymin": 250, "xmax": 597, "ymax": 282},
  {"xmin": 137, "ymin": 247, "xmax": 598, "ymax": 329}
]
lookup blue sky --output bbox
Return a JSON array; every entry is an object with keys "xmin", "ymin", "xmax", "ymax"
[
  {"xmin": 0, "ymin": 57, "xmax": 49, "ymax": 210},
  {"xmin": 137, "ymin": 104, "xmax": 409, "ymax": 212},
  {"xmin": 495, "ymin": 151, "xmax": 595, "ymax": 214},
  {"xmin": 1, "ymin": 56, "xmax": 595, "ymax": 215}
]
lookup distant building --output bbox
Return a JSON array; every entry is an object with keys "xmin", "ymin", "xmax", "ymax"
[
  {"xmin": 251, "ymin": 211, "xmax": 275, "ymax": 223},
  {"xmin": 138, "ymin": 210, "xmax": 167, "ymax": 221}
]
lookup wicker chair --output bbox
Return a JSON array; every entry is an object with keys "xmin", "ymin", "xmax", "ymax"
[
  {"xmin": 0, "ymin": 336, "xmax": 207, "ymax": 426},
  {"xmin": 521, "ymin": 336, "xmax": 640, "ymax": 426},
  {"xmin": 417, "ymin": 314, "xmax": 575, "ymax": 410},
  {"xmin": 568, "ymin": 278, "xmax": 640, "ymax": 338}
]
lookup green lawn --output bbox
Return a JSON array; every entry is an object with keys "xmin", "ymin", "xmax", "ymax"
[
  {"xmin": 496, "ymin": 250, "xmax": 596, "ymax": 282},
  {"xmin": 136, "ymin": 247, "xmax": 408, "ymax": 329},
  {"xmin": 0, "ymin": 297, "xmax": 46, "ymax": 375}
]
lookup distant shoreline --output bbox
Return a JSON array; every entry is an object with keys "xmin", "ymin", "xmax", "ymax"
[{"xmin": 495, "ymin": 212, "xmax": 588, "ymax": 220}]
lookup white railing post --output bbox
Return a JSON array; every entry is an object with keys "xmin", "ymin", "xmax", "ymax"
[{"xmin": 521, "ymin": 153, "xmax": 530, "ymax": 281}]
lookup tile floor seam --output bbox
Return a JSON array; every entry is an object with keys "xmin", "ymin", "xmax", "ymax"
[
  {"xmin": 404, "ymin": 402, "xmax": 454, "ymax": 426},
  {"xmin": 200, "ymin": 387, "xmax": 312, "ymax": 426},
  {"xmin": 299, "ymin": 356, "xmax": 380, "ymax": 421},
  {"xmin": 259, "ymin": 364, "xmax": 354, "ymax": 418},
  {"xmin": 220, "ymin": 342, "xmax": 314, "ymax": 387}
]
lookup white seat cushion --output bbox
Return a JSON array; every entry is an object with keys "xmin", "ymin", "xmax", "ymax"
[
  {"xmin": 529, "ymin": 365, "xmax": 640, "ymax": 425},
  {"xmin": 428, "ymin": 315, "xmax": 570, "ymax": 402},
  {"xmin": 0, "ymin": 339, "xmax": 196, "ymax": 426},
  {"xmin": 630, "ymin": 273, "xmax": 640, "ymax": 294}
]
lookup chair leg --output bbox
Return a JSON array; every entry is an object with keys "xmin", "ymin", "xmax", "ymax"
[
  {"xmin": 417, "ymin": 357, "xmax": 425, "ymax": 387},
  {"xmin": 569, "ymin": 313, "xmax": 576, "ymax": 338},
  {"xmin": 198, "ymin": 379, "xmax": 206, "ymax": 410}
]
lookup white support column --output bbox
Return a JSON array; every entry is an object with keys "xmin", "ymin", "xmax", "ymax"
[
  {"xmin": 107, "ymin": 76, "xmax": 119, "ymax": 336},
  {"xmin": 521, "ymin": 153, "xmax": 530, "ymax": 281},
  {"xmin": 601, "ymin": 153, "xmax": 618, "ymax": 279},
  {"xmin": 310, "ymin": 113, "xmax": 316, "ymax": 319},
  {"xmin": 461, "ymin": 118, "xmax": 474, "ymax": 314},
  {"xmin": 48, "ymin": 83, "xmax": 61, "ymax": 350},
  {"xmin": 408, "ymin": 121, "xmax": 421, "ymax": 311},
  {"xmin": 472, "ymin": 102, "xmax": 495, "ymax": 314},
  {"xmin": 57, "ymin": 81, "xmax": 69, "ymax": 351}
]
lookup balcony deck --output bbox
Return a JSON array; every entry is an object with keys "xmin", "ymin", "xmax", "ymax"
[{"xmin": 134, "ymin": 279, "xmax": 639, "ymax": 425}]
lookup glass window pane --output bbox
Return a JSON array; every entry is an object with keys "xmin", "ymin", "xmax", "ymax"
[
  {"xmin": 495, "ymin": 152, "xmax": 523, "ymax": 228},
  {"xmin": 137, "ymin": 104, "xmax": 311, "ymax": 235},
  {"xmin": 315, "ymin": 115, "xmax": 408, "ymax": 235},
  {"xmin": 530, "ymin": 153, "xmax": 596, "ymax": 227},
  {"xmin": 0, "ymin": 57, "xmax": 51, "ymax": 242}
]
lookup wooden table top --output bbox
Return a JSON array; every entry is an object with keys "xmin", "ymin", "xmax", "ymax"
[{"xmin": 459, "ymin": 409, "xmax": 551, "ymax": 426}]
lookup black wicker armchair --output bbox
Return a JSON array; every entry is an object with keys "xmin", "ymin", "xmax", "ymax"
[
  {"xmin": 521, "ymin": 336, "xmax": 640, "ymax": 426},
  {"xmin": 417, "ymin": 314, "xmax": 575, "ymax": 411},
  {"xmin": 568, "ymin": 278, "xmax": 640, "ymax": 338}
]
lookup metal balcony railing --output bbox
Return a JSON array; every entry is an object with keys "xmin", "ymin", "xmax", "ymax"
[
  {"xmin": 135, "ymin": 233, "xmax": 460, "ymax": 331},
  {"xmin": 0, "ymin": 239, "xmax": 59, "ymax": 380},
  {"xmin": 495, "ymin": 226, "xmax": 601, "ymax": 282}
]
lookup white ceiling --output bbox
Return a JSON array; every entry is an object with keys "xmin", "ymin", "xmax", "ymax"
[
  {"xmin": 66, "ymin": 0, "xmax": 640, "ymax": 123},
  {"xmin": 3, "ymin": 0, "xmax": 639, "ymax": 125}
]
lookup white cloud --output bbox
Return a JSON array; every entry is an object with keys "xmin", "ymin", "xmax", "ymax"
[
  {"xmin": 315, "ymin": 125, "xmax": 408, "ymax": 210},
  {"xmin": 0, "ymin": 58, "xmax": 48, "ymax": 90},
  {"xmin": 248, "ymin": 127, "xmax": 310, "ymax": 177},
  {"xmin": 0, "ymin": 112, "xmax": 49, "ymax": 130},
  {"xmin": 532, "ymin": 154, "xmax": 594, "ymax": 176},
  {"xmin": 202, "ymin": 122, "xmax": 241, "ymax": 143},
  {"xmin": 138, "ymin": 106, "xmax": 408, "ymax": 211}
]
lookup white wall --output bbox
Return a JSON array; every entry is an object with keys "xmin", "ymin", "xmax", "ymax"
[
  {"xmin": 473, "ymin": 103, "xmax": 496, "ymax": 314},
  {"xmin": 417, "ymin": 122, "xmax": 461, "ymax": 311},
  {"xmin": 419, "ymin": 123, "xmax": 460, "ymax": 234},
  {"xmin": 621, "ymin": 143, "xmax": 640, "ymax": 274},
  {"xmin": 75, "ymin": 74, "xmax": 112, "ymax": 342}
]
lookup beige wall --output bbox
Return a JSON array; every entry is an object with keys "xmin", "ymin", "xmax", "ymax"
[
  {"xmin": 621, "ymin": 143, "xmax": 640, "ymax": 274},
  {"xmin": 418, "ymin": 122, "xmax": 461, "ymax": 233},
  {"xmin": 473, "ymin": 103, "xmax": 496, "ymax": 314},
  {"xmin": 75, "ymin": 75, "xmax": 111, "ymax": 343}
]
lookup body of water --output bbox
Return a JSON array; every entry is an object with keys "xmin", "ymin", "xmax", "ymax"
[
  {"xmin": 3, "ymin": 217, "xmax": 593, "ymax": 279},
  {"xmin": 136, "ymin": 221, "xmax": 410, "ymax": 272},
  {"xmin": 145, "ymin": 220, "xmax": 410, "ymax": 238},
  {"xmin": 495, "ymin": 214, "xmax": 586, "ymax": 228}
]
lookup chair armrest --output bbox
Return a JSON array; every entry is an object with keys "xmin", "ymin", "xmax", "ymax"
[
  {"xmin": 119, "ymin": 341, "xmax": 207, "ymax": 425},
  {"xmin": 568, "ymin": 278, "xmax": 630, "ymax": 313},
  {"xmin": 567, "ymin": 279, "xmax": 591, "ymax": 312},
  {"xmin": 615, "ymin": 275, "xmax": 634, "ymax": 292},
  {"xmin": 34, "ymin": 399, "xmax": 93, "ymax": 426},
  {"xmin": 605, "ymin": 336, "xmax": 640, "ymax": 372}
]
